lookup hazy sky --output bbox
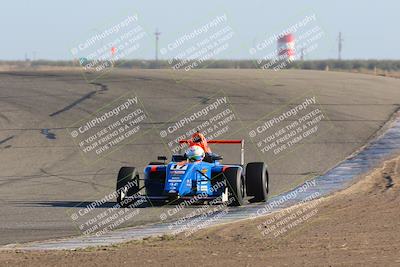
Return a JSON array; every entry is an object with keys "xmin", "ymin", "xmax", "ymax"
[{"xmin": 1, "ymin": 0, "xmax": 398, "ymax": 60}]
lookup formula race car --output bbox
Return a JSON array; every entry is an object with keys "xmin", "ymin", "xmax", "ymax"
[{"xmin": 116, "ymin": 139, "xmax": 269, "ymax": 207}]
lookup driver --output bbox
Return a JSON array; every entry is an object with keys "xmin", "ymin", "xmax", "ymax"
[
  {"xmin": 187, "ymin": 131, "xmax": 221, "ymax": 163},
  {"xmin": 188, "ymin": 131, "xmax": 211, "ymax": 153}
]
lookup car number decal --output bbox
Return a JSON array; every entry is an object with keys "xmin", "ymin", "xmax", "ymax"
[{"xmin": 170, "ymin": 164, "xmax": 188, "ymax": 170}]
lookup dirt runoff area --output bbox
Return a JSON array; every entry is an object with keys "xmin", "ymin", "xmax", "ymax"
[{"xmin": 1, "ymin": 156, "xmax": 400, "ymax": 267}]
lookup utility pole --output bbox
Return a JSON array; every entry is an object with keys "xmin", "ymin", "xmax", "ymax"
[
  {"xmin": 154, "ymin": 28, "xmax": 161, "ymax": 68},
  {"xmin": 338, "ymin": 32, "xmax": 343, "ymax": 60}
]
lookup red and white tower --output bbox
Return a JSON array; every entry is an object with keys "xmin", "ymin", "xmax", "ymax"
[{"xmin": 277, "ymin": 33, "xmax": 295, "ymax": 60}]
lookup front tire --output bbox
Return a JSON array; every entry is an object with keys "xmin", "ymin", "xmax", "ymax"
[
  {"xmin": 116, "ymin": 167, "xmax": 140, "ymax": 207},
  {"xmin": 224, "ymin": 167, "xmax": 245, "ymax": 206},
  {"xmin": 246, "ymin": 162, "xmax": 268, "ymax": 202}
]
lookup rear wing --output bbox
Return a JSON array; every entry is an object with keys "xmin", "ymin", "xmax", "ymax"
[{"xmin": 179, "ymin": 139, "xmax": 245, "ymax": 165}]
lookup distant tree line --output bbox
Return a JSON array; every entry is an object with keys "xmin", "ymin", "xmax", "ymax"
[{"xmin": 1, "ymin": 59, "xmax": 400, "ymax": 71}]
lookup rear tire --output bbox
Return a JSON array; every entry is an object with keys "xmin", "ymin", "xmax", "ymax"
[
  {"xmin": 116, "ymin": 167, "xmax": 140, "ymax": 207},
  {"xmin": 246, "ymin": 162, "xmax": 268, "ymax": 202},
  {"xmin": 224, "ymin": 167, "xmax": 245, "ymax": 206}
]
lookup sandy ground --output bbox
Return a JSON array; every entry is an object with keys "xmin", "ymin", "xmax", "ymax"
[
  {"xmin": 344, "ymin": 69, "xmax": 400, "ymax": 79},
  {"xmin": 1, "ymin": 154, "xmax": 399, "ymax": 266}
]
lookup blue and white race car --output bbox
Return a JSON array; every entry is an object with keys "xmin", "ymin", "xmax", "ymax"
[{"xmin": 116, "ymin": 139, "xmax": 269, "ymax": 207}]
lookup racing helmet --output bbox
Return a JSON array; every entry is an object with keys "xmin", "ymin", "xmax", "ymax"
[{"xmin": 186, "ymin": 145, "xmax": 205, "ymax": 162}]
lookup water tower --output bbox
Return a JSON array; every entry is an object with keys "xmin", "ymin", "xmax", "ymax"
[{"xmin": 277, "ymin": 33, "xmax": 295, "ymax": 60}]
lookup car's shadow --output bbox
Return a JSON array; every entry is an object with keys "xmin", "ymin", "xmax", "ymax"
[
  {"xmin": 9, "ymin": 200, "xmax": 151, "ymax": 208},
  {"xmin": 9, "ymin": 200, "xmax": 211, "ymax": 209}
]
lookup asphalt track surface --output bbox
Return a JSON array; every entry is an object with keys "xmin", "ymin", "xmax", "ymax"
[{"xmin": 0, "ymin": 69, "xmax": 399, "ymax": 246}]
